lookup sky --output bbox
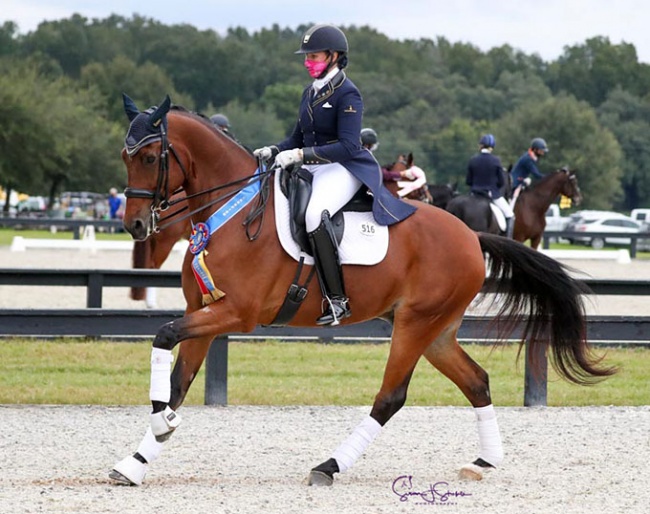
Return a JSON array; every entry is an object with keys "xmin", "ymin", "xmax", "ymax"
[{"xmin": 3, "ymin": 0, "xmax": 650, "ymax": 64}]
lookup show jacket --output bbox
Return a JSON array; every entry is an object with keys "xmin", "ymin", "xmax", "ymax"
[
  {"xmin": 466, "ymin": 151, "xmax": 506, "ymax": 199},
  {"xmin": 276, "ymin": 71, "xmax": 416, "ymax": 226},
  {"xmin": 511, "ymin": 151, "xmax": 544, "ymax": 186}
]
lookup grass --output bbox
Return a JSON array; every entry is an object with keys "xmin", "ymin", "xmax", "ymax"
[
  {"xmin": 0, "ymin": 227, "xmax": 132, "ymax": 246},
  {"xmin": 0, "ymin": 339, "xmax": 647, "ymax": 406}
]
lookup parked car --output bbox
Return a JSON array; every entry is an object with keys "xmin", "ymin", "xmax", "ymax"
[
  {"xmin": 563, "ymin": 210, "xmax": 628, "ymax": 243},
  {"xmin": 571, "ymin": 215, "xmax": 648, "ymax": 249},
  {"xmin": 60, "ymin": 191, "xmax": 107, "ymax": 219},
  {"xmin": 630, "ymin": 208, "xmax": 650, "ymax": 229},
  {"xmin": 16, "ymin": 196, "xmax": 47, "ymax": 216}
]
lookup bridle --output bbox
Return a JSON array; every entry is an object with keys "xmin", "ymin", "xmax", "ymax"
[{"xmin": 124, "ymin": 121, "xmax": 273, "ymax": 239}]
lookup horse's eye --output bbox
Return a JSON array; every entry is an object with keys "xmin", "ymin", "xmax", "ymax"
[{"xmin": 145, "ymin": 155, "xmax": 156, "ymax": 165}]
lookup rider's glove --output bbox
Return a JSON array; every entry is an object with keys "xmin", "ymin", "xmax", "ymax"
[
  {"xmin": 275, "ymin": 148, "xmax": 303, "ymax": 170},
  {"xmin": 523, "ymin": 177, "xmax": 532, "ymax": 186},
  {"xmin": 253, "ymin": 145, "xmax": 279, "ymax": 161}
]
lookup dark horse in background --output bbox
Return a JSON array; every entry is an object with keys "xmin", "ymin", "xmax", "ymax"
[
  {"xmin": 111, "ymin": 95, "xmax": 613, "ymax": 488},
  {"xmin": 445, "ymin": 167, "xmax": 512, "ymax": 235},
  {"xmin": 513, "ymin": 168, "xmax": 582, "ymax": 249}
]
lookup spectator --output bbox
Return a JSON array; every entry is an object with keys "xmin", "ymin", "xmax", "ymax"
[{"xmin": 108, "ymin": 188, "xmax": 123, "ymax": 220}]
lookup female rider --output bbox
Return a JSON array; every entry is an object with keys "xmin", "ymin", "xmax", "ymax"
[{"xmin": 254, "ymin": 24, "xmax": 415, "ymax": 325}]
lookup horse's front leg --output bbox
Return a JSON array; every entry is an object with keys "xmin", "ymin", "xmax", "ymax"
[{"xmin": 110, "ymin": 306, "xmax": 247, "ymax": 486}]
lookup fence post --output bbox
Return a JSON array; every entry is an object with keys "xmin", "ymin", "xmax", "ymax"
[
  {"xmin": 204, "ymin": 336, "xmax": 228, "ymax": 406},
  {"xmin": 523, "ymin": 338, "xmax": 548, "ymax": 406},
  {"xmin": 86, "ymin": 272, "xmax": 103, "ymax": 308}
]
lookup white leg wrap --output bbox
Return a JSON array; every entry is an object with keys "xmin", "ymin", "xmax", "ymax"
[
  {"xmin": 136, "ymin": 427, "xmax": 164, "ymax": 463},
  {"xmin": 150, "ymin": 348, "xmax": 173, "ymax": 403},
  {"xmin": 145, "ymin": 287, "xmax": 158, "ymax": 309},
  {"xmin": 150, "ymin": 405, "xmax": 182, "ymax": 437},
  {"xmin": 474, "ymin": 405, "xmax": 504, "ymax": 467},
  {"xmin": 331, "ymin": 415, "xmax": 382, "ymax": 473}
]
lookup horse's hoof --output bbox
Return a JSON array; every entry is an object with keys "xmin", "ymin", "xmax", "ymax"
[
  {"xmin": 459, "ymin": 463, "xmax": 484, "ymax": 481},
  {"xmin": 110, "ymin": 455, "xmax": 147, "ymax": 486},
  {"xmin": 151, "ymin": 406, "xmax": 182, "ymax": 442},
  {"xmin": 307, "ymin": 470, "xmax": 334, "ymax": 486}
]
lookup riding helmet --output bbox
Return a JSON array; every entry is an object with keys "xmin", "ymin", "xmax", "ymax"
[
  {"xmin": 210, "ymin": 113, "xmax": 230, "ymax": 129},
  {"xmin": 360, "ymin": 128, "xmax": 378, "ymax": 147},
  {"xmin": 530, "ymin": 137, "xmax": 549, "ymax": 152},
  {"xmin": 479, "ymin": 134, "xmax": 496, "ymax": 148},
  {"xmin": 295, "ymin": 24, "xmax": 349, "ymax": 54}
]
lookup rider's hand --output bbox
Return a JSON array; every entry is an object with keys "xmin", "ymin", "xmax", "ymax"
[
  {"xmin": 253, "ymin": 145, "xmax": 279, "ymax": 161},
  {"xmin": 275, "ymin": 149, "xmax": 303, "ymax": 170},
  {"xmin": 523, "ymin": 177, "xmax": 532, "ymax": 186}
]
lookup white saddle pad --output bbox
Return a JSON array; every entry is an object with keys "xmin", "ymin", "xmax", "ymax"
[
  {"xmin": 273, "ymin": 172, "xmax": 388, "ymax": 265},
  {"xmin": 490, "ymin": 203, "xmax": 506, "ymax": 232}
]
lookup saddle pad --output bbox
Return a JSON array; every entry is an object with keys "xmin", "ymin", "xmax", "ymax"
[
  {"xmin": 490, "ymin": 203, "xmax": 506, "ymax": 232},
  {"xmin": 274, "ymin": 172, "xmax": 388, "ymax": 265}
]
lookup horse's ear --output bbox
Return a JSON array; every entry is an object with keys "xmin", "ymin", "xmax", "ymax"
[
  {"xmin": 507, "ymin": 164, "xmax": 513, "ymax": 172},
  {"xmin": 407, "ymin": 152, "xmax": 414, "ymax": 167},
  {"xmin": 149, "ymin": 95, "xmax": 171, "ymax": 129},
  {"xmin": 123, "ymin": 93, "xmax": 140, "ymax": 122}
]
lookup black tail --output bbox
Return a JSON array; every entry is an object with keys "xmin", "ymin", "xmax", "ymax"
[{"xmin": 478, "ymin": 233, "xmax": 617, "ymax": 385}]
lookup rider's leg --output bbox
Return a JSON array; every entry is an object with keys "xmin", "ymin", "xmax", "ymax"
[
  {"xmin": 493, "ymin": 196, "xmax": 515, "ymax": 238},
  {"xmin": 309, "ymin": 211, "xmax": 351, "ymax": 325},
  {"xmin": 304, "ymin": 163, "xmax": 361, "ymax": 325}
]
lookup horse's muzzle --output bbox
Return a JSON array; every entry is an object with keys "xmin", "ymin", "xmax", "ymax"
[{"xmin": 125, "ymin": 217, "xmax": 151, "ymax": 241}]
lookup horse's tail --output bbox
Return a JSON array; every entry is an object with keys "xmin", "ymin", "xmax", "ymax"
[
  {"xmin": 478, "ymin": 233, "xmax": 617, "ymax": 385},
  {"xmin": 130, "ymin": 239, "xmax": 152, "ymax": 301}
]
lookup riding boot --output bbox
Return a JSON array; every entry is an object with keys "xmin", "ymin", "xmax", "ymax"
[
  {"xmin": 506, "ymin": 217, "xmax": 515, "ymax": 239},
  {"xmin": 309, "ymin": 211, "xmax": 351, "ymax": 326}
]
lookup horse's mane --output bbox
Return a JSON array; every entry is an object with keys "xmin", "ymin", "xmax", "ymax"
[{"xmin": 169, "ymin": 105, "xmax": 252, "ymax": 155}]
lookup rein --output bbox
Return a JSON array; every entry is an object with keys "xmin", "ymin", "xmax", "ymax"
[{"xmin": 125, "ymin": 122, "xmax": 273, "ymax": 238}]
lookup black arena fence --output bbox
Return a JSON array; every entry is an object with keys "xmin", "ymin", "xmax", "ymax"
[{"xmin": 1, "ymin": 268, "xmax": 648, "ymax": 407}]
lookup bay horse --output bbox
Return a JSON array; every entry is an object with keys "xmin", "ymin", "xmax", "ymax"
[
  {"xmin": 111, "ymin": 95, "xmax": 614, "ymax": 488},
  {"xmin": 130, "ymin": 189, "xmax": 191, "ymax": 307},
  {"xmin": 513, "ymin": 168, "xmax": 582, "ymax": 249},
  {"xmin": 383, "ymin": 153, "xmax": 434, "ymax": 204}
]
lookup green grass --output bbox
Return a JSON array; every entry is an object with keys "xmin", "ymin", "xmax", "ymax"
[
  {"xmin": 0, "ymin": 339, "xmax": 647, "ymax": 406},
  {"xmin": 0, "ymin": 227, "xmax": 132, "ymax": 246}
]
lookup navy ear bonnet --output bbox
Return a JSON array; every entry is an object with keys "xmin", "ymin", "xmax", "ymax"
[{"xmin": 123, "ymin": 94, "xmax": 171, "ymax": 156}]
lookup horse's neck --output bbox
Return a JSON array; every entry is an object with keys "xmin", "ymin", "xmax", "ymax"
[{"xmin": 524, "ymin": 174, "xmax": 564, "ymax": 211}]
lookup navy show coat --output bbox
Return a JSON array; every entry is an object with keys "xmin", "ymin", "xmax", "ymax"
[
  {"xmin": 466, "ymin": 152, "xmax": 506, "ymax": 199},
  {"xmin": 276, "ymin": 71, "xmax": 416, "ymax": 226}
]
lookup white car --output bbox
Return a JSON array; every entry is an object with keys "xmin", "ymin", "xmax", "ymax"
[{"xmin": 572, "ymin": 215, "xmax": 648, "ymax": 249}]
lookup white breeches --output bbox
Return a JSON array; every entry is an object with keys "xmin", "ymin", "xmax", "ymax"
[
  {"xmin": 303, "ymin": 163, "xmax": 362, "ymax": 232},
  {"xmin": 492, "ymin": 196, "xmax": 514, "ymax": 218}
]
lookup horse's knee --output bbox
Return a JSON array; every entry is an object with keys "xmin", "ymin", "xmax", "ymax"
[
  {"xmin": 153, "ymin": 321, "xmax": 180, "ymax": 351},
  {"xmin": 467, "ymin": 368, "xmax": 492, "ymax": 406}
]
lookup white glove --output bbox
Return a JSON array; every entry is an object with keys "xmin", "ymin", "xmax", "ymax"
[
  {"xmin": 275, "ymin": 149, "xmax": 303, "ymax": 170},
  {"xmin": 253, "ymin": 145, "xmax": 278, "ymax": 161},
  {"xmin": 523, "ymin": 177, "xmax": 532, "ymax": 186}
]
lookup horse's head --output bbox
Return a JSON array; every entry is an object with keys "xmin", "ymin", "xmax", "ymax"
[
  {"xmin": 559, "ymin": 167, "xmax": 583, "ymax": 206},
  {"xmin": 390, "ymin": 152, "xmax": 414, "ymax": 172},
  {"xmin": 121, "ymin": 94, "xmax": 186, "ymax": 240}
]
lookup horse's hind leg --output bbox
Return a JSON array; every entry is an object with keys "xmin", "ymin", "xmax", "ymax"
[
  {"xmin": 110, "ymin": 335, "xmax": 213, "ymax": 485},
  {"xmin": 308, "ymin": 316, "xmax": 440, "ymax": 486},
  {"xmin": 422, "ymin": 319, "xmax": 503, "ymax": 481}
]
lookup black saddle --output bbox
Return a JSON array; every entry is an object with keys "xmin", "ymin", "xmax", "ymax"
[{"xmin": 280, "ymin": 167, "xmax": 373, "ymax": 254}]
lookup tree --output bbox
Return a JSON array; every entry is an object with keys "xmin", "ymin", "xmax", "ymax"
[{"xmin": 496, "ymin": 95, "xmax": 623, "ymax": 209}]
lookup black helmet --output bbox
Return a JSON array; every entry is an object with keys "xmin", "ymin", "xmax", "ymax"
[
  {"xmin": 479, "ymin": 134, "xmax": 496, "ymax": 148},
  {"xmin": 210, "ymin": 113, "xmax": 230, "ymax": 128},
  {"xmin": 295, "ymin": 24, "xmax": 349, "ymax": 54},
  {"xmin": 531, "ymin": 137, "xmax": 548, "ymax": 152},
  {"xmin": 360, "ymin": 128, "xmax": 378, "ymax": 147}
]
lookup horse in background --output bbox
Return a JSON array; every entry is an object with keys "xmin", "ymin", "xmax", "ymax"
[
  {"xmin": 383, "ymin": 153, "xmax": 433, "ymax": 204},
  {"xmin": 130, "ymin": 189, "xmax": 191, "ymax": 307},
  {"xmin": 445, "ymin": 168, "xmax": 511, "ymax": 235},
  {"xmin": 513, "ymin": 168, "xmax": 582, "ymax": 249},
  {"xmin": 428, "ymin": 182, "xmax": 458, "ymax": 209},
  {"xmin": 111, "ymin": 95, "xmax": 614, "ymax": 489}
]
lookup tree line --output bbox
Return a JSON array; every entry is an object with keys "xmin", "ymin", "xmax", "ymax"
[{"xmin": 2, "ymin": 15, "xmax": 650, "ymax": 212}]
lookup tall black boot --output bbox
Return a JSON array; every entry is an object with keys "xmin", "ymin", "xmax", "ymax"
[
  {"xmin": 309, "ymin": 211, "xmax": 351, "ymax": 326},
  {"xmin": 506, "ymin": 216, "xmax": 515, "ymax": 239}
]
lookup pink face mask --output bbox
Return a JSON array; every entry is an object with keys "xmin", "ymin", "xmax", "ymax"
[{"xmin": 304, "ymin": 59, "xmax": 329, "ymax": 79}]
